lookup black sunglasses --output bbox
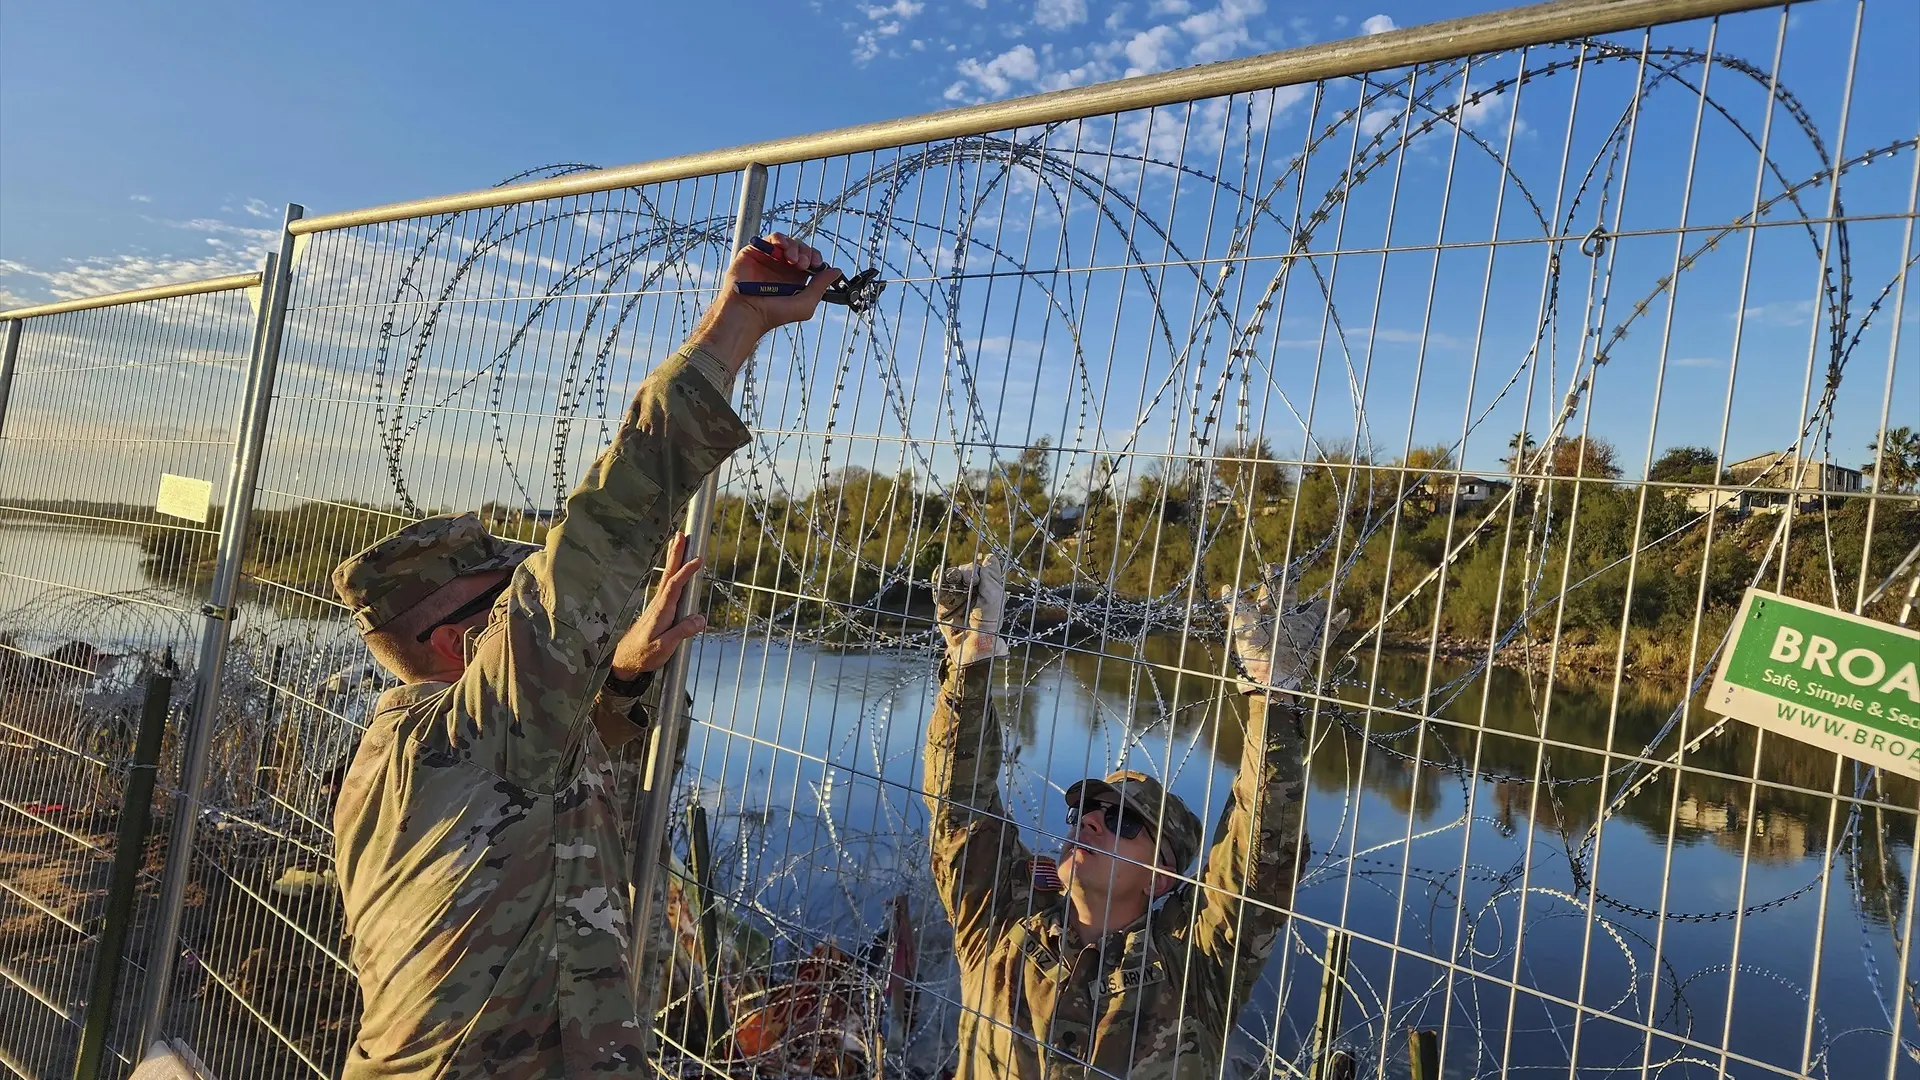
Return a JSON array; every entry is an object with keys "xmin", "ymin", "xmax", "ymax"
[
  {"xmin": 415, "ymin": 578, "xmax": 512, "ymax": 643},
  {"xmin": 1066, "ymin": 800, "xmax": 1153, "ymax": 842}
]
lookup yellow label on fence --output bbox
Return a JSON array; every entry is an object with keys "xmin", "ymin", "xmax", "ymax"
[{"xmin": 154, "ymin": 473, "xmax": 214, "ymax": 523}]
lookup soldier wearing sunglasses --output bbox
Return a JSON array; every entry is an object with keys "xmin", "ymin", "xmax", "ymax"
[
  {"xmin": 923, "ymin": 555, "xmax": 1348, "ymax": 1079},
  {"xmin": 326, "ymin": 236, "xmax": 842, "ymax": 1079}
]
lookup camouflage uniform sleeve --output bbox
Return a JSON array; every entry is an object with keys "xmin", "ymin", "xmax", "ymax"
[
  {"xmin": 922, "ymin": 657, "xmax": 1034, "ymax": 964},
  {"xmin": 446, "ymin": 345, "xmax": 746, "ymax": 788},
  {"xmin": 1173, "ymin": 692, "xmax": 1306, "ymax": 1010},
  {"xmin": 590, "ymin": 672, "xmax": 659, "ymax": 751}
]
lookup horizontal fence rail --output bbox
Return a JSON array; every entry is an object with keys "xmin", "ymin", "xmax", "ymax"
[
  {"xmin": 1, "ymin": 1, "xmax": 1916, "ymax": 1078},
  {"xmin": 284, "ymin": 0, "xmax": 1785, "ymax": 235}
]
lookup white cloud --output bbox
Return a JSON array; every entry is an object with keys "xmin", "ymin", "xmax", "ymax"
[
  {"xmin": 129, "ymin": 194, "xmax": 153, "ymax": 203},
  {"xmin": 1741, "ymin": 299, "xmax": 1814, "ymax": 327},
  {"xmin": 0, "ymin": 252, "xmax": 257, "ymax": 301},
  {"xmin": 1361, "ymin": 14, "xmax": 1396, "ymax": 35},
  {"xmin": 1674, "ymin": 356, "xmax": 1720, "ymax": 368},
  {"xmin": 1034, "ymin": 0, "xmax": 1087, "ymax": 31},
  {"xmin": 1359, "ymin": 106, "xmax": 1402, "ymax": 137},
  {"xmin": 1123, "ymin": 25, "xmax": 1181, "ymax": 75},
  {"xmin": 946, "ymin": 43, "xmax": 1041, "ymax": 99},
  {"xmin": 1179, "ymin": 0, "xmax": 1264, "ymax": 63},
  {"xmin": 940, "ymin": 0, "xmax": 1285, "ymax": 102},
  {"xmin": 0, "ymin": 202, "xmax": 279, "ymax": 305},
  {"xmin": 852, "ymin": 0, "xmax": 925, "ymax": 63},
  {"xmin": 1459, "ymin": 85, "xmax": 1529, "ymax": 139}
]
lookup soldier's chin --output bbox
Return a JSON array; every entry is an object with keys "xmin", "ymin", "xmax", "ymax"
[{"xmin": 1059, "ymin": 845, "xmax": 1103, "ymax": 878}]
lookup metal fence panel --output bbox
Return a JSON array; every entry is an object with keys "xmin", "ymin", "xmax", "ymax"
[
  {"xmin": 0, "ymin": 2, "xmax": 1914, "ymax": 1079},
  {"xmin": 664, "ymin": 6, "xmax": 1918, "ymax": 1079},
  {"xmin": 143, "ymin": 171, "xmax": 749, "ymax": 1079},
  {"xmin": 0, "ymin": 286, "xmax": 260, "ymax": 1079}
]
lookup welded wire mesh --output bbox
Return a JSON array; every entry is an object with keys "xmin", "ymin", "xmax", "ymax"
[
  {"xmin": 1, "ymin": 3, "xmax": 1914, "ymax": 1080},
  {"xmin": 143, "ymin": 168, "xmax": 750, "ymax": 1079},
  {"xmin": 0, "ymin": 287, "xmax": 257, "ymax": 1079},
  {"xmin": 665, "ymin": 6, "xmax": 1918, "ymax": 1078}
]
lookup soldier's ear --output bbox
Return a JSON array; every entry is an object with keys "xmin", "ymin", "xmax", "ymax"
[{"xmin": 423, "ymin": 622, "xmax": 469, "ymax": 670}]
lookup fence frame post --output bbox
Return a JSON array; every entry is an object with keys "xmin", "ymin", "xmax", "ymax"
[
  {"xmin": 626, "ymin": 161, "xmax": 767, "ymax": 1054},
  {"xmin": 0, "ymin": 317, "xmax": 21, "ymax": 439},
  {"xmin": 1309, "ymin": 928, "xmax": 1351, "ymax": 1080},
  {"xmin": 72, "ymin": 673, "xmax": 176, "ymax": 1080},
  {"xmin": 136, "ymin": 205, "xmax": 304, "ymax": 1051}
]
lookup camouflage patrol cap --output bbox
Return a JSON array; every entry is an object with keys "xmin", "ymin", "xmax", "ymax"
[
  {"xmin": 1063, "ymin": 770, "xmax": 1204, "ymax": 874},
  {"xmin": 331, "ymin": 512, "xmax": 533, "ymax": 634}
]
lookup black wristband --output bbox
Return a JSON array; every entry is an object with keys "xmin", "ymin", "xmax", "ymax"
[{"xmin": 604, "ymin": 668, "xmax": 654, "ymax": 698}]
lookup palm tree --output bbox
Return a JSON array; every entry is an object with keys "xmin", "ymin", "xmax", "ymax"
[
  {"xmin": 1864, "ymin": 426, "xmax": 1920, "ymax": 493},
  {"xmin": 1505, "ymin": 431, "xmax": 1538, "ymax": 475}
]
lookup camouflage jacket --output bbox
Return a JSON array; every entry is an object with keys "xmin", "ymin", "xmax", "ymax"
[
  {"xmin": 922, "ymin": 660, "xmax": 1305, "ymax": 1080},
  {"xmin": 332, "ymin": 346, "xmax": 747, "ymax": 1079}
]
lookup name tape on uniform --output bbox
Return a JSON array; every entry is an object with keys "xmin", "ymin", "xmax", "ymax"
[{"xmin": 1708, "ymin": 588, "xmax": 1920, "ymax": 778}]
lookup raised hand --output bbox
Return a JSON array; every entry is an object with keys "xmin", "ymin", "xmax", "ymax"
[
  {"xmin": 1221, "ymin": 564, "xmax": 1350, "ymax": 695},
  {"xmin": 689, "ymin": 233, "xmax": 844, "ymax": 375},
  {"xmin": 933, "ymin": 553, "xmax": 1011, "ymax": 668},
  {"xmin": 611, "ymin": 532, "xmax": 708, "ymax": 677}
]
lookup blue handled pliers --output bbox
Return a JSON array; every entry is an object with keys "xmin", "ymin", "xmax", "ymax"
[{"xmin": 734, "ymin": 237, "xmax": 886, "ymax": 314}]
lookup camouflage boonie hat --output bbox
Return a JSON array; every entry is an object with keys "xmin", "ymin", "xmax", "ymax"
[
  {"xmin": 1063, "ymin": 770, "xmax": 1204, "ymax": 874},
  {"xmin": 331, "ymin": 512, "xmax": 533, "ymax": 633}
]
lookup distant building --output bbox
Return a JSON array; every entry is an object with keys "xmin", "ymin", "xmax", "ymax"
[
  {"xmin": 1412, "ymin": 474, "xmax": 1511, "ymax": 510},
  {"xmin": 1449, "ymin": 475, "xmax": 1511, "ymax": 505},
  {"xmin": 1721, "ymin": 450, "xmax": 1865, "ymax": 509},
  {"xmin": 1684, "ymin": 488, "xmax": 1767, "ymax": 516}
]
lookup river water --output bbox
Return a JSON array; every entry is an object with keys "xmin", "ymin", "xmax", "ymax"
[
  {"xmin": 675, "ymin": 635, "xmax": 1915, "ymax": 1077},
  {"xmin": 1, "ymin": 525, "xmax": 1911, "ymax": 1076}
]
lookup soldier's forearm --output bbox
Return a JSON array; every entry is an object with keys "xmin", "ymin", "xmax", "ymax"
[
  {"xmin": 924, "ymin": 658, "xmax": 1006, "ymax": 822},
  {"xmin": 1236, "ymin": 691, "xmax": 1306, "ymax": 887},
  {"xmin": 535, "ymin": 345, "xmax": 749, "ymax": 647}
]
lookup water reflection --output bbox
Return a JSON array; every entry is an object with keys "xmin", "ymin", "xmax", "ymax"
[
  {"xmin": 4, "ymin": 520, "xmax": 1913, "ymax": 1075},
  {"xmin": 681, "ymin": 634, "xmax": 1916, "ymax": 1078}
]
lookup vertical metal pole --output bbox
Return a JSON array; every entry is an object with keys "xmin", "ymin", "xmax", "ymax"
[
  {"xmin": 1308, "ymin": 928, "xmax": 1350, "ymax": 1080},
  {"xmin": 628, "ymin": 163, "xmax": 766, "ymax": 1052},
  {"xmin": 1407, "ymin": 1028, "xmax": 1438, "ymax": 1080},
  {"xmin": 72, "ymin": 674, "xmax": 175, "ymax": 1080},
  {"xmin": 684, "ymin": 803, "xmax": 729, "ymax": 1051},
  {"xmin": 0, "ymin": 317, "xmax": 22, "ymax": 437},
  {"xmin": 254, "ymin": 644, "xmax": 286, "ymax": 792},
  {"xmin": 136, "ymin": 205, "xmax": 304, "ymax": 1050}
]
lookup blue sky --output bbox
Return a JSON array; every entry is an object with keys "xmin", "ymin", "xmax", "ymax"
[
  {"xmin": 0, "ymin": 0, "xmax": 1913, "ymax": 491},
  {"xmin": 0, "ymin": 0, "xmax": 1506, "ymax": 305}
]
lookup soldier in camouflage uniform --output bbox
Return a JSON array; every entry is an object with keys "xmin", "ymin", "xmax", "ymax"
[
  {"xmin": 328, "ymin": 235, "xmax": 841, "ymax": 1078},
  {"xmin": 924, "ymin": 555, "xmax": 1348, "ymax": 1079}
]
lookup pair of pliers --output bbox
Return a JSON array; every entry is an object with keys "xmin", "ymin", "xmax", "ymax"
[{"xmin": 735, "ymin": 237, "xmax": 887, "ymax": 314}]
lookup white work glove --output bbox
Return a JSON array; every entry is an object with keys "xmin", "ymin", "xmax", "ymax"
[
  {"xmin": 933, "ymin": 553, "xmax": 1011, "ymax": 668},
  {"xmin": 1221, "ymin": 564, "xmax": 1350, "ymax": 695}
]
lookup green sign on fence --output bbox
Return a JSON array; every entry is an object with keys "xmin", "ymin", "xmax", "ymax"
[{"xmin": 1709, "ymin": 588, "xmax": 1920, "ymax": 778}]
